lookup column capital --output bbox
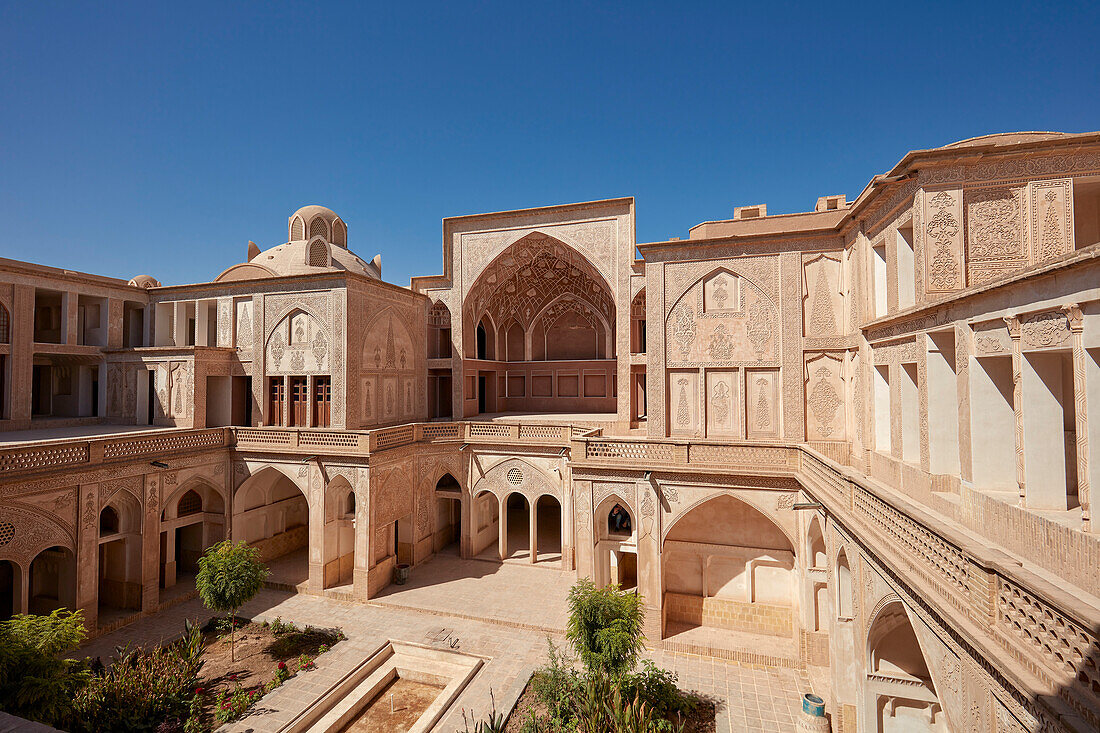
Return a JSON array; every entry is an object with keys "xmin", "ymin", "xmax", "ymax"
[
  {"xmin": 1061, "ymin": 302, "xmax": 1084, "ymax": 331},
  {"xmin": 1003, "ymin": 314, "xmax": 1022, "ymax": 337}
]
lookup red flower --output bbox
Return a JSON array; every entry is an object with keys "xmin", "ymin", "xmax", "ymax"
[
  {"xmin": 278, "ymin": 661, "xmax": 286, "ymax": 670},
  {"xmin": 194, "ymin": 687, "xmax": 203, "ymax": 695}
]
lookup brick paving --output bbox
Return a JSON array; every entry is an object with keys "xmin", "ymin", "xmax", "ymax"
[{"xmin": 74, "ymin": 560, "xmax": 812, "ymax": 732}]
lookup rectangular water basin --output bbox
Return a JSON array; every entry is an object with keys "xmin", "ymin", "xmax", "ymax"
[{"xmin": 277, "ymin": 640, "xmax": 484, "ymax": 733}]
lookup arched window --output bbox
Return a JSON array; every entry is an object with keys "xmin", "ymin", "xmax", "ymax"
[
  {"xmin": 100, "ymin": 506, "xmax": 119, "ymax": 535},
  {"xmin": 332, "ymin": 219, "xmax": 347, "ymax": 247},
  {"xmin": 290, "ymin": 216, "xmax": 304, "ymax": 241},
  {"xmin": 345, "ymin": 491, "xmax": 356, "ymax": 516},
  {"xmin": 309, "ymin": 216, "xmax": 328, "ymax": 241},
  {"xmin": 308, "ymin": 239, "xmax": 329, "ymax": 267},
  {"xmin": 607, "ymin": 503, "xmax": 632, "ymax": 535},
  {"xmin": 177, "ymin": 490, "xmax": 202, "ymax": 517},
  {"xmin": 0, "ymin": 303, "xmax": 9, "ymax": 344},
  {"xmin": 836, "ymin": 550, "xmax": 853, "ymax": 618},
  {"xmin": 476, "ymin": 321, "xmax": 487, "ymax": 360}
]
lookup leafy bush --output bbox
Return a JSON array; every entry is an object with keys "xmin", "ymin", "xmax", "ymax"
[
  {"xmin": 195, "ymin": 540, "xmax": 268, "ymax": 661},
  {"xmin": 622, "ymin": 660, "xmax": 697, "ymax": 719},
  {"xmin": 71, "ymin": 621, "xmax": 206, "ymax": 733},
  {"xmin": 0, "ymin": 609, "xmax": 89, "ymax": 727},
  {"xmin": 566, "ymin": 579, "xmax": 645, "ymax": 679}
]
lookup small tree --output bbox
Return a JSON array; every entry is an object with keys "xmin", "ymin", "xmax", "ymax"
[
  {"xmin": 195, "ymin": 540, "xmax": 268, "ymax": 661},
  {"xmin": 0, "ymin": 608, "xmax": 89, "ymax": 726},
  {"xmin": 566, "ymin": 579, "xmax": 645, "ymax": 679}
]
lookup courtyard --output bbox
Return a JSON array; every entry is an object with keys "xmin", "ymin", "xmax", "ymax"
[{"xmin": 76, "ymin": 554, "xmax": 810, "ymax": 732}]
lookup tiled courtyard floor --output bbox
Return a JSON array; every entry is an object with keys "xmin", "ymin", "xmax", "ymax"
[{"xmin": 76, "ymin": 558, "xmax": 812, "ymax": 732}]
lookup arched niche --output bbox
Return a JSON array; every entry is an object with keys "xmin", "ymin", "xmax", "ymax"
[
  {"xmin": 159, "ymin": 479, "xmax": 227, "ymax": 590},
  {"xmin": 99, "ymin": 490, "xmax": 143, "ymax": 615},
  {"xmin": 232, "ymin": 467, "xmax": 310, "ymax": 579},
  {"xmin": 836, "ymin": 548, "xmax": 854, "ymax": 619},
  {"xmin": 29, "ymin": 546, "xmax": 76, "ymax": 615},
  {"xmin": 361, "ymin": 307, "xmax": 418, "ymax": 423},
  {"xmin": 471, "ymin": 489, "xmax": 500, "ymax": 559},
  {"xmin": 630, "ymin": 288, "xmax": 646, "ymax": 354},
  {"xmin": 807, "ymin": 515, "xmax": 826, "ymax": 569},
  {"xmin": 865, "ymin": 599, "xmax": 946, "ymax": 732},
  {"xmin": 662, "ymin": 493, "xmax": 796, "ymax": 635},
  {"xmin": 323, "ymin": 475, "xmax": 355, "ymax": 588},
  {"xmin": 529, "ymin": 294, "xmax": 611, "ymax": 360},
  {"xmin": 266, "ymin": 308, "xmax": 329, "ymax": 374}
]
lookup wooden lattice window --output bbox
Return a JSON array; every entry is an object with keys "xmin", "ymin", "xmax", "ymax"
[
  {"xmin": 290, "ymin": 216, "xmax": 304, "ymax": 241},
  {"xmin": 0, "ymin": 303, "xmax": 9, "ymax": 343},
  {"xmin": 309, "ymin": 216, "xmax": 328, "ymax": 240},
  {"xmin": 177, "ymin": 490, "xmax": 202, "ymax": 517}
]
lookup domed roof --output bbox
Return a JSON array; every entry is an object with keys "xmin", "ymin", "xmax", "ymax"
[
  {"xmin": 215, "ymin": 240, "xmax": 381, "ymax": 282},
  {"xmin": 128, "ymin": 274, "xmax": 161, "ymax": 288},
  {"xmin": 941, "ymin": 131, "xmax": 1071, "ymax": 149},
  {"xmin": 290, "ymin": 204, "xmax": 340, "ymax": 225}
]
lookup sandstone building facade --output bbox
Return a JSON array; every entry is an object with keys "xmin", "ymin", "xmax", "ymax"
[{"xmin": 1, "ymin": 131, "xmax": 1100, "ymax": 731}]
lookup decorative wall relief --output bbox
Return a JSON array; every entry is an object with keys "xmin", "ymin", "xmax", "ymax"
[
  {"xmin": 1029, "ymin": 179, "xmax": 1073, "ymax": 262},
  {"xmin": 235, "ymin": 299, "xmax": 254, "ymax": 353},
  {"xmin": 802, "ymin": 254, "xmax": 842, "ymax": 337},
  {"xmin": 667, "ymin": 370, "xmax": 699, "ymax": 436},
  {"xmin": 745, "ymin": 368, "xmax": 779, "ymax": 438},
  {"xmin": 360, "ymin": 308, "xmax": 418, "ymax": 424},
  {"xmin": 805, "ymin": 353, "xmax": 846, "ymax": 441},
  {"xmin": 670, "ymin": 304, "xmax": 697, "ymax": 360},
  {"xmin": 705, "ymin": 370, "xmax": 739, "ymax": 437},
  {"xmin": 973, "ymin": 321, "xmax": 1012, "ymax": 356},
  {"xmin": 923, "ymin": 188, "xmax": 965, "ymax": 292},
  {"xmin": 265, "ymin": 309, "xmax": 329, "ymax": 374},
  {"xmin": 666, "ymin": 271, "xmax": 778, "ymax": 366},
  {"xmin": 702, "ymin": 270, "xmax": 740, "ymax": 313},
  {"xmin": 1021, "ymin": 310, "xmax": 1071, "ymax": 350},
  {"xmin": 966, "ymin": 185, "xmax": 1027, "ymax": 284}
]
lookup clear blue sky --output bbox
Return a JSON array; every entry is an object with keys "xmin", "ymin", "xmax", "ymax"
[{"xmin": 2, "ymin": 2, "xmax": 1098, "ymax": 287}]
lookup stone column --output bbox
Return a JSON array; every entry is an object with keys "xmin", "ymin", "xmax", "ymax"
[
  {"xmin": 163, "ymin": 525, "xmax": 177, "ymax": 589},
  {"xmin": 352, "ymin": 469, "xmax": 370, "ymax": 600},
  {"xmin": 11, "ymin": 284, "xmax": 34, "ymax": 423},
  {"xmin": 1004, "ymin": 315, "xmax": 1026, "ymax": 507},
  {"xmin": 529, "ymin": 496, "xmax": 538, "ymax": 564},
  {"xmin": 1064, "ymin": 304, "xmax": 1091, "ymax": 531},
  {"xmin": 63, "ymin": 292, "xmax": 78, "ymax": 345},
  {"xmin": 306, "ymin": 465, "xmax": 324, "ymax": 592},
  {"xmin": 17, "ymin": 564, "xmax": 29, "ymax": 615},
  {"xmin": 76, "ymin": 484, "xmax": 99, "ymax": 630},
  {"xmin": 141, "ymin": 474, "xmax": 161, "ymax": 613},
  {"xmin": 497, "ymin": 495, "xmax": 507, "ymax": 561}
]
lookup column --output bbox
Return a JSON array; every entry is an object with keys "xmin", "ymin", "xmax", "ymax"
[
  {"xmin": 63, "ymin": 292, "xmax": 78, "ymax": 345},
  {"xmin": 353, "ymin": 470, "xmax": 370, "ymax": 600},
  {"xmin": 141, "ymin": 474, "xmax": 160, "ymax": 612},
  {"xmin": 1064, "ymin": 304, "xmax": 1091, "ymax": 531},
  {"xmin": 1004, "ymin": 315, "xmax": 1026, "ymax": 507},
  {"xmin": 76, "ymin": 484, "xmax": 99, "ymax": 631},
  {"xmin": 529, "ymin": 497, "xmax": 538, "ymax": 564},
  {"xmin": 163, "ymin": 525, "xmax": 177, "ymax": 588},
  {"xmin": 18, "ymin": 564, "xmax": 29, "ymax": 614},
  {"xmin": 306, "ymin": 465, "xmax": 324, "ymax": 592},
  {"xmin": 497, "ymin": 496, "xmax": 507, "ymax": 561}
]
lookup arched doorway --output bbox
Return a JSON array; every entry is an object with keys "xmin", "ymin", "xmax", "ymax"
[
  {"xmin": 323, "ymin": 476, "xmax": 355, "ymax": 590},
  {"xmin": 594, "ymin": 496, "xmax": 637, "ymax": 590},
  {"xmin": 99, "ymin": 492, "xmax": 143, "ymax": 624},
  {"xmin": 865, "ymin": 600, "xmax": 947, "ymax": 731},
  {"xmin": 805, "ymin": 516, "xmax": 828, "ymax": 633},
  {"xmin": 471, "ymin": 490, "xmax": 499, "ymax": 559},
  {"xmin": 503, "ymin": 493, "xmax": 530, "ymax": 560},
  {"xmin": 462, "ymin": 233, "xmax": 616, "ymax": 416},
  {"xmin": 533, "ymin": 495, "xmax": 562, "ymax": 565},
  {"xmin": 434, "ymin": 473, "xmax": 462, "ymax": 554},
  {"xmin": 662, "ymin": 494, "xmax": 796, "ymax": 643},
  {"xmin": 234, "ymin": 467, "xmax": 310, "ymax": 590},
  {"xmin": 159, "ymin": 482, "xmax": 226, "ymax": 600},
  {"xmin": 0, "ymin": 560, "xmax": 16, "ymax": 619},
  {"xmin": 29, "ymin": 546, "xmax": 75, "ymax": 615}
]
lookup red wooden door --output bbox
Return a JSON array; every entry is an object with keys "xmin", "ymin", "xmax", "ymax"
[
  {"xmin": 290, "ymin": 377, "xmax": 308, "ymax": 426},
  {"xmin": 268, "ymin": 379, "xmax": 285, "ymax": 425},
  {"xmin": 313, "ymin": 377, "xmax": 331, "ymax": 427}
]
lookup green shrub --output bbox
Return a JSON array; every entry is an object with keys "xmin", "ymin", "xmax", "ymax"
[
  {"xmin": 195, "ymin": 540, "xmax": 268, "ymax": 662},
  {"xmin": 623, "ymin": 660, "xmax": 696, "ymax": 718},
  {"xmin": 566, "ymin": 579, "xmax": 645, "ymax": 679},
  {"xmin": 71, "ymin": 621, "xmax": 206, "ymax": 733},
  {"xmin": 0, "ymin": 609, "xmax": 89, "ymax": 727}
]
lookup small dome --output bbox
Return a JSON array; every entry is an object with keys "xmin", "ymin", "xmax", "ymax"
[
  {"xmin": 128, "ymin": 274, "xmax": 161, "ymax": 288},
  {"xmin": 216, "ymin": 240, "xmax": 380, "ymax": 282},
  {"xmin": 287, "ymin": 205, "xmax": 348, "ymax": 248},
  {"xmin": 941, "ymin": 131, "xmax": 1071, "ymax": 149}
]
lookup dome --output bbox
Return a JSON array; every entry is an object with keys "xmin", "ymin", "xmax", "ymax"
[
  {"xmin": 215, "ymin": 240, "xmax": 381, "ymax": 282},
  {"xmin": 128, "ymin": 274, "xmax": 161, "ymax": 288},
  {"xmin": 288, "ymin": 205, "xmax": 348, "ymax": 248},
  {"xmin": 941, "ymin": 131, "xmax": 1071, "ymax": 149}
]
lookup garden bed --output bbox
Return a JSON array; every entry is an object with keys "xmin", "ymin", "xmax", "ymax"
[{"xmin": 192, "ymin": 616, "xmax": 346, "ymax": 728}]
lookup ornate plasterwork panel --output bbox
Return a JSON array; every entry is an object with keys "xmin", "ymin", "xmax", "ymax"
[
  {"xmin": 370, "ymin": 464, "xmax": 414, "ymax": 527},
  {"xmin": 265, "ymin": 309, "xmax": 329, "ymax": 375},
  {"xmin": 704, "ymin": 369, "xmax": 740, "ymax": 438},
  {"xmin": 805, "ymin": 352, "xmax": 846, "ymax": 441},
  {"xmin": 665, "ymin": 268, "xmax": 779, "ymax": 367},
  {"xmin": 667, "ymin": 369, "xmax": 699, "ymax": 436},
  {"xmin": 106, "ymin": 363, "xmax": 139, "ymax": 419},
  {"xmin": 802, "ymin": 254, "xmax": 842, "ymax": 337},
  {"xmin": 361, "ymin": 307, "xmax": 418, "ymax": 423},
  {"xmin": 973, "ymin": 321, "xmax": 1012, "ymax": 356},
  {"xmin": 469, "ymin": 457, "xmax": 560, "ymax": 501},
  {"xmin": 923, "ymin": 188, "xmax": 965, "ymax": 293},
  {"xmin": 462, "ymin": 231, "xmax": 615, "ymax": 329},
  {"xmin": 459, "ymin": 220, "xmax": 618, "ymax": 297},
  {"xmin": 1021, "ymin": 310, "xmax": 1071, "ymax": 350},
  {"xmin": 745, "ymin": 368, "xmax": 780, "ymax": 439},
  {"xmin": 0, "ymin": 503, "xmax": 75, "ymax": 563},
  {"xmin": 873, "ymin": 338, "xmax": 918, "ymax": 365},
  {"xmin": 966, "ymin": 185, "xmax": 1028, "ymax": 285},
  {"xmin": 235, "ymin": 299, "xmax": 254, "ymax": 353},
  {"xmin": 1029, "ymin": 178, "xmax": 1074, "ymax": 263},
  {"xmin": 919, "ymin": 149, "xmax": 1100, "ymax": 187}
]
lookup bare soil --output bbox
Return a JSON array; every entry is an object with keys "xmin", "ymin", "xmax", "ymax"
[
  {"xmin": 338, "ymin": 677, "xmax": 444, "ymax": 732},
  {"xmin": 193, "ymin": 618, "xmax": 343, "ymax": 728}
]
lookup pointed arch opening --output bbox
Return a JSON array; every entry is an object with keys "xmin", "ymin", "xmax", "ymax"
[
  {"xmin": 323, "ymin": 476, "xmax": 355, "ymax": 589},
  {"xmin": 29, "ymin": 546, "xmax": 75, "ymax": 616},
  {"xmin": 471, "ymin": 489, "xmax": 500, "ymax": 560},
  {"xmin": 233, "ymin": 467, "xmax": 310, "ymax": 590},
  {"xmin": 461, "ymin": 231, "xmax": 616, "ymax": 416},
  {"xmin": 865, "ymin": 600, "xmax": 946, "ymax": 731},
  {"xmin": 662, "ymin": 493, "xmax": 796, "ymax": 644},
  {"xmin": 159, "ymin": 481, "xmax": 227, "ymax": 599},
  {"xmin": 99, "ymin": 491, "xmax": 143, "ymax": 622}
]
